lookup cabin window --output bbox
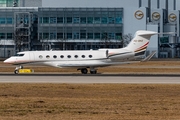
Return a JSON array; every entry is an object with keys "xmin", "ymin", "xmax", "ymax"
[
  {"xmin": 89, "ymin": 55, "xmax": 93, "ymax": 58},
  {"xmin": 39, "ymin": 55, "xmax": 43, "ymax": 59},
  {"xmin": 67, "ymin": 55, "xmax": 71, "ymax": 58},
  {"xmin": 60, "ymin": 55, "xmax": 64, "ymax": 58},
  {"xmin": 82, "ymin": 55, "xmax": 85, "ymax": 58},
  {"xmin": 74, "ymin": 55, "xmax": 78, "ymax": 58},
  {"xmin": 53, "ymin": 55, "xmax": 57, "ymax": 59},
  {"xmin": 46, "ymin": 55, "xmax": 50, "ymax": 59}
]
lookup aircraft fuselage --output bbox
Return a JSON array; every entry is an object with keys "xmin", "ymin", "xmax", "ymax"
[{"xmin": 4, "ymin": 49, "xmax": 135, "ymax": 68}]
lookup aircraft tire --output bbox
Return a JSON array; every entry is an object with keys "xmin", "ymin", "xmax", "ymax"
[
  {"xmin": 90, "ymin": 70, "xmax": 97, "ymax": 74},
  {"xmin": 20, "ymin": 65, "xmax": 23, "ymax": 69},
  {"xmin": 14, "ymin": 70, "xmax": 19, "ymax": 74},
  {"xmin": 81, "ymin": 69, "xmax": 88, "ymax": 74}
]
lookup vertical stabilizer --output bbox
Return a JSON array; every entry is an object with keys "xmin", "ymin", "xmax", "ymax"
[{"xmin": 125, "ymin": 30, "xmax": 157, "ymax": 56}]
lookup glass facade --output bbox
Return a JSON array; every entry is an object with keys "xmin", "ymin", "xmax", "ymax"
[
  {"xmin": 0, "ymin": 7, "xmax": 123, "ymax": 57},
  {"xmin": 38, "ymin": 8, "xmax": 123, "ymax": 46},
  {"xmin": 0, "ymin": 17, "xmax": 13, "ymax": 24},
  {"xmin": 39, "ymin": 11, "xmax": 122, "ymax": 24},
  {"xmin": 0, "ymin": 0, "xmax": 19, "ymax": 7},
  {"xmin": 39, "ymin": 16, "xmax": 122, "ymax": 24}
]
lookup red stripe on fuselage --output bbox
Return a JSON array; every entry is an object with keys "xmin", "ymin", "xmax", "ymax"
[{"xmin": 134, "ymin": 42, "xmax": 149, "ymax": 52}]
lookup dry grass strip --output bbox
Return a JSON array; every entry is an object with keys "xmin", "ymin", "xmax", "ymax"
[{"xmin": 0, "ymin": 84, "xmax": 180, "ymax": 120}]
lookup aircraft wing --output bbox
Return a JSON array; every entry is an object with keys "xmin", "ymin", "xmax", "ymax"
[
  {"xmin": 57, "ymin": 62, "xmax": 112, "ymax": 68},
  {"xmin": 57, "ymin": 61, "xmax": 141, "ymax": 68}
]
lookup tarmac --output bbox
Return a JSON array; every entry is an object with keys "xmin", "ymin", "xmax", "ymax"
[{"xmin": 0, "ymin": 73, "xmax": 180, "ymax": 84}]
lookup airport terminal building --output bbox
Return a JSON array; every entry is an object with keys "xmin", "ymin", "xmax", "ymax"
[{"xmin": 0, "ymin": 0, "xmax": 180, "ymax": 58}]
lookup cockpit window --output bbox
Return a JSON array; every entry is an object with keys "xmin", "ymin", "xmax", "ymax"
[{"xmin": 14, "ymin": 54, "xmax": 24, "ymax": 57}]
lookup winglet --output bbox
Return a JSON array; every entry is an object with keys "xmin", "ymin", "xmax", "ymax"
[{"xmin": 141, "ymin": 51, "xmax": 156, "ymax": 62}]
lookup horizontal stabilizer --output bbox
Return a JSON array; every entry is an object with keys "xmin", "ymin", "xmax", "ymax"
[
  {"xmin": 141, "ymin": 51, "xmax": 156, "ymax": 62},
  {"xmin": 158, "ymin": 32, "xmax": 175, "ymax": 35}
]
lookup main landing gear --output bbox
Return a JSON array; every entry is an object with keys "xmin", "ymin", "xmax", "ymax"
[
  {"xmin": 78, "ymin": 68, "xmax": 97, "ymax": 74},
  {"xmin": 81, "ymin": 68, "xmax": 88, "ymax": 74}
]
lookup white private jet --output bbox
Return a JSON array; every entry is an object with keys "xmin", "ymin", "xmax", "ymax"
[{"xmin": 4, "ymin": 30, "xmax": 157, "ymax": 74}]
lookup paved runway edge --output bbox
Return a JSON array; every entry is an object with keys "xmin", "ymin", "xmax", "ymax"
[{"xmin": 0, "ymin": 73, "xmax": 180, "ymax": 77}]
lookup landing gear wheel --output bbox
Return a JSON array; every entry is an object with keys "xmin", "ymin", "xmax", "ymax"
[
  {"xmin": 90, "ymin": 70, "xmax": 97, "ymax": 74},
  {"xmin": 14, "ymin": 70, "xmax": 19, "ymax": 74},
  {"xmin": 19, "ymin": 65, "xmax": 23, "ymax": 69},
  {"xmin": 81, "ymin": 68, "xmax": 88, "ymax": 74},
  {"xmin": 14, "ymin": 65, "xmax": 23, "ymax": 74}
]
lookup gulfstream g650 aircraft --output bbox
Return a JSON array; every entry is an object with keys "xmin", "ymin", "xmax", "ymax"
[{"xmin": 4, "ymin": 30, "xmax": 157, "ymax": 74}]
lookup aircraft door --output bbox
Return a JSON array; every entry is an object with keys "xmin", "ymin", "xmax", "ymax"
[
  {"xmin": 106, "ymin": 50, "xmax": 109, "ymax": 58},
  {"xmin": 29, "ymin": 52, "xmax": 34, "ymax": 61}
]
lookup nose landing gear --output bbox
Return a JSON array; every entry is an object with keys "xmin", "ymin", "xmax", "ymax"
[{"xmin": 14, "ymin": 65, "xmax": 23, "ymax": 74}]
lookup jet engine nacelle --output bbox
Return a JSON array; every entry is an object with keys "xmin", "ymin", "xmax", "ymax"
[{"xmin": 108, "ymin": 52, "xmax": 134, "ymax": 60}]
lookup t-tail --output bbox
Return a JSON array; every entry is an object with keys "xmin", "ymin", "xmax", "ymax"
[{"xmin": 125, "ymin": 30, "xmax": 157, "ymax": 57}]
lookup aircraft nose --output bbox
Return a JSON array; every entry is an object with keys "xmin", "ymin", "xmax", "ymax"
[
  {"xmin": 4, "ymin": 58, "xmax": 15, "ymax": 64},
  {"xmin": 4, "ymin": 59, "xmax": 10, "ymax": 63}
]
